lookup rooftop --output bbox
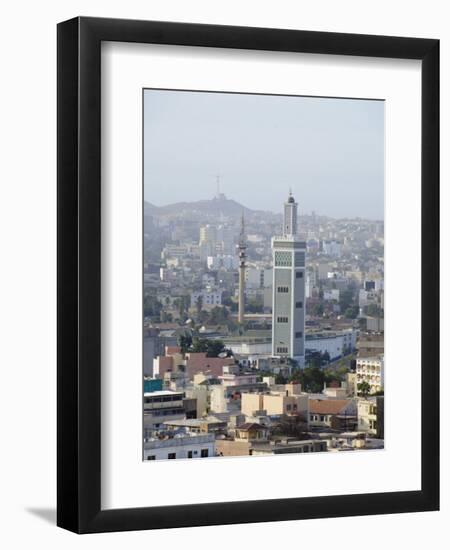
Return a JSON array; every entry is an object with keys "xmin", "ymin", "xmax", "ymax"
[
  {"xmin": 309, "ymin": 399, "xmax": 352, "ymax": 415},
  {"xmin": 144, "ymin": 390, "xmax": 184, "ymax": 397}
]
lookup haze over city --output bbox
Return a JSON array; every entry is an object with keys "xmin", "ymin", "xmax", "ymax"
[
  {"xmin": 144, "ymin": 89, "xmax": 384, "ymax": 220},
  {"xmin": 142, "ymin": 89, "xmax": 385, "ymax": 462}
]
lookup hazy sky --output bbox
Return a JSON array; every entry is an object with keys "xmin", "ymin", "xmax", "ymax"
[{"xmin": 144, "ymin": 89, "xmax": 384, "ymax": 219}]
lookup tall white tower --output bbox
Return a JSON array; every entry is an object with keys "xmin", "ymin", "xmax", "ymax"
[{"xmin": 271, "ymin": 191, "xmax": 306, "ymax": 366}]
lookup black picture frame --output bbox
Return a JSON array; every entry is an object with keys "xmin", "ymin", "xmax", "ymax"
[{"xmin": 57, "ymin": 16, "xmax": 439, "ymax": 534}]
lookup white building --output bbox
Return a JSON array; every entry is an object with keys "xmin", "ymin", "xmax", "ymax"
[
  {"xmin": 191, "ymin": 289, "xmax": 222, "ymax": 308},
  {"xmin": 207, "ymin": 254, "xmax": 238, "ymax": 270},
  {"xmin": 144, "ymin": 433, "xmax": 215, "ymax": 460},
  {"xmin": 356, "ymin": 356, "xmax": 384, "ymax": 394},
  {"xmin": 324, "ymin": 289, "xmax": 340, "ymax": 301},
  {"xmin": 272, "ymin": 192, "xmax": 306, "ymax": 365},
  {"xmin": 306, "ymin": 329, "xmax": 357, "ymax": 360},
  {"xmin": 322, "ymin": 239, "xmax": 342, "ymax": 257},
  {"xmin": 200, "ymin": 224, "xmax": 235, "ymax": 258}
]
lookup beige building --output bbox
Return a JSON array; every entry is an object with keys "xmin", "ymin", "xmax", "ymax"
[
  {"xmin": 241, "ymin": 383, "xmax": 308, "ymax": 420},
  {"xmin": 357, "ymin": 396, "xmax": 384, "ymax": 437}
]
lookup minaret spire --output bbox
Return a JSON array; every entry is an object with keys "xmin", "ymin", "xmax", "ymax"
[
  {"xmin": 272, "ymin": 193, "xmax": 306, "ymax": 365},
  {"xmin": 283, "ymin": 189, "xmax": 298, "ymax": 236},
  {"xmin": 238, "ymin": 210, "xmax": 247, "ymax": 324}
]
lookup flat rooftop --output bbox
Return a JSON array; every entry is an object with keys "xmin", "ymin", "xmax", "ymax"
[{"xmin": 143, "ymin": 390, "xmax": 184, "ymax": 397}]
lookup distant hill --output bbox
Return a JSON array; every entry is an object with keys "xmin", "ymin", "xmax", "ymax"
[{"xmin": 144, "ymin": 194, "xmax": 267, "ymax": 219}]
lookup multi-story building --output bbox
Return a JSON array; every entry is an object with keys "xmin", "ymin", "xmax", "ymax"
[
  {"xmin": 143, "ymin": 390, "xmax": 186, "ymax": 436},
  {"xmin": 322, "ymin": 239, "xmax": 342, "ymax": 258},
  {"xmin": 191, "ymin": 289, "xmax": 222, "ymax": 308},
  {"xmin": 357, "ymin": 396, "xmax": 384, "ymax": 437},
  {"xmin": 245, "ymin": 266, "xmax": 273, "ymax": 289},
  {"xmin": 272, "ymin": 192, "xmax": 306, "ymax": 365},
  {"xmin": 207, "ymin": 254, "xmax": 239, "ymax": 270},
  {"xmin": 356, "ymin": 356, "xmax": 384, "ymax": 394}
]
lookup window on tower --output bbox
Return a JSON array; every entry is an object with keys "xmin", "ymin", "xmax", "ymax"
[
  {"xmin": 296, "ymin": 301, "xmax": 303, "ymax": 308},
  {"xmin": 296, "ymin": 271, "xmax": 304, "ymax": 279},
  {"xmin": 277, "ymin": 316, "xmax": 288, "ymax": 323},
  {"xmin": 295, "ymin": 253, "xmax": 305, "ymax": 267},
  {"xmin": 275, "ymin": 251, "xmax": 292, "ymax": 267}
]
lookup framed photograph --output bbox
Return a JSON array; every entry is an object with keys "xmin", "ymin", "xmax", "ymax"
[{"xmin": 57, "ymin": 17, "xmax": 439, "ymax": 533}]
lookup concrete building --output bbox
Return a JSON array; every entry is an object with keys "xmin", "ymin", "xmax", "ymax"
[
  {"xmin": 245, "ymin": 266, "xmax": 273, "ymax": 289},
  {"xmin": 241, "ymin": 383, "xmax": 308, "ymax": 420},
  {"xmin": 272, "ymin": 192, "xmax": 306, "ymax": 364},
  {"xmin": 323, "ymin": 289, "xmax": 340, "ymax": 301},
  {"xmin": 356, "ymin": 356, "xmax": 384, "ymax": 394},
  {"xmin": 322, "ymin": 239, "xmax": 342, "ymax": 258},
  {"xmin": 144, "ymin": 433, "xmax": 215, "ymax": 460},
  {"xmin": 191, "ymin": 289, "xmax": 222, "ymax": 308},
  {"xmin": 251, "ymin": 439, "xmax": 327, "ymax": 456},
  {"xmin": 163, "ymin": 416, "xmax": 226, "ymax": 434},
  {"xmin": 305, "ymin": 328, "xmax": 357, "ymax": 360},
  {"xmin": 234, "ymin": 423, "xmax": 270, "ymax": 442},
  {"xmin": 207, "ymin": 254, "xmax": 238, "ymax": 270},
  {"xmin": 357, "ymin": 396, "xmax": 384, "ymax": 437},
  {"xmin": 143, "ymin": 390, "xmax": 186, "ymax": 435},
  {"xmin": 309, "ymin": 398, "xmax": 357, "ymax": 430}
]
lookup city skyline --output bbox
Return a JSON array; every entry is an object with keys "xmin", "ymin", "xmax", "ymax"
[{"xmin": 144, "ymin": 89, "xmax": 384, "ymax": 220}]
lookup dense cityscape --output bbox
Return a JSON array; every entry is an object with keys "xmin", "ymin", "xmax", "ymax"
[{"xmin": 143, "ymin": 190, "xmax": 384, "ymax": 461}]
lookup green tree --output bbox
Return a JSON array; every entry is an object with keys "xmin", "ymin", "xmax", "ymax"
[
  {"xmin": 339, "ymin": 289, "xmax": 354, "ymax": 312},
  {"xmin": 311, "ymin": 303, "xmax": 324, "ymax": 316},
  {"xmin": 178, "ymin": 334, "xmax": 193, "ymax": 354},
  {"xmin": 275, "ymin": 372, "xmax": 287, "ymax": 384},
  {"xmin": 205, "ymin": 339, "xmax": 226, "ymax": 358},
  {"xmin": 160, "ymin": 311, "xmax": 173, "ymax": 323},
  {"xmin": 209, "ymin": 306, "xmax": 229, "ymax": 325},
  {"xmin": 357, "ymin": 381, "xmax": 371, "ymax": 397},
  {"xmin": 190, "ymin": 337, "xmax": 226, "ymax": 357},
  {"xmin": 143, "ymin": 295, "xmax": 162, "ymax": 319},
  {"xmin": 344, "ymin": 305, "xmax": 359, "ymax": 319}
]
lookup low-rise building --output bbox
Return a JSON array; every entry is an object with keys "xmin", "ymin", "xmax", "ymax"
[
  {"xmin": 144, "ymin": 433, "xmax": 215, "ymax": 461},
  {"xmin": 309, "ymin": 398, "xmax": 357, "ymax": 430},
  {"xmin": 306, "ymin": 328, "xmax": 357, "ymax": 360},
  {"xmin": 163, "ymin": 416, "xmax": 226, "ymax": 434},
  {"xmin": 251, "ymin": 439, "xmax": 327, "ymax": 456},
  {"xmin": 241, "ymin": 384, "xmax": 309, "ymax": 420},
  {"xmin": 234, "ymin": 423, "xmax": 270, "ymax": 442}
]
